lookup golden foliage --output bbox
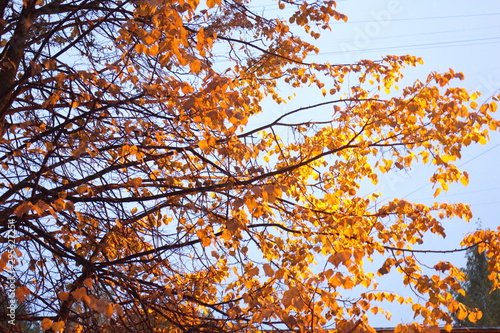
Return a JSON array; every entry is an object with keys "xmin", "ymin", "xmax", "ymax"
[{"xmin": 0, "ymin": 0, "xmax": 499, "ymax": 332}]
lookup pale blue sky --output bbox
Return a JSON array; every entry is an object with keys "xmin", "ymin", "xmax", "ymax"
[
  {"xmin": 318, "ymin": 0, "xmax": 500, "ymax": 326},
  {"xmin": 322, "ymin": 0, "xmax": 500, "ymax": 241},
  {"xmin": 248, "ymin": 0, "xmax": 500, "ymax": 326}
]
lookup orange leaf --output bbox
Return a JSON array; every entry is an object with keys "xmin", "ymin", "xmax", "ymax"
[
  {"xmin": 15, "ymin": 286, "xmax": 30, "ymax": 302},
  {"xmin": 51, "ymin": 321, "xmax": 65, "ymax": 332},
  {"xmin": 263, "ymin": 263, "xmax": 274, "ymax": 277},
  {"xmin": 14, "ymin": 202, "xmax": 34, "ymax": 217},
  {"xmin": 198, "ymin": 140, "xmax": 209, "ymax": 150},
  {"xmin": 58, "ymin": 291, "xmax": 70, "ymax": 301},
  {"xmin": 41, "ymin": 318, "xmax": 53, "ymax": 331},
  {"xmin": 83, "ymin": 277, "xmax": 93, "ymax": 288}
]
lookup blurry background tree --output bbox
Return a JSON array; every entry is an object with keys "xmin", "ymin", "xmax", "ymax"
[
  {"xmin": 453, "ymin": 239, "xmax": 500, "ymax": 327},
  {"xmin": 0, "ymin": 286, "xmax": 40, "ymax": 332},
  {"xmin": 1, "ymin": 0, "xmax": 500, "ymax": 332}
]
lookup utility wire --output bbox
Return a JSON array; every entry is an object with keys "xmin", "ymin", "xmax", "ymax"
[
  {"xmin": 394, "ymin": 143, "xmax": 500, "ymax": 201},
  {"xmin": 332, "ymin": 12, "xmax": 500, "ymax": 24},
  {"xmin": 314, "ymin": 36, "xmax": 500, "ymax": 56},
  {"xmin": 315, "ymin": 25, "xmax": 500, "ymax": 45}
]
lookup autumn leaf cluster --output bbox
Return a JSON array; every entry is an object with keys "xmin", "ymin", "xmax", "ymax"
[{"xmin": 0, "ymin": 0, "xmax": 499, "ymax": 332}]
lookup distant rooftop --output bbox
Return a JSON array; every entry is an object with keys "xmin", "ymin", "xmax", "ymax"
[
  {"xmin": 262, "ymin": 328, "xmax": 500, "ymax": 333},
  {"xmin": 375, "ymin": 328, "xmax": 500, "ymax": 333}
]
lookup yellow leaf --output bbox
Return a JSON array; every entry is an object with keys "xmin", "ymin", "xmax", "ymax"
[
  {"xmin": 201, "ymin": 237, "xmax": 211, "ymax": 247},
  {"xmin": 491, "ymin": 101, "xmax": 498, "ymax": 112},
  {"xmin": 181, "ymin": 83, "xmax": 194, "ymax": 94},
  {"xmin": 73, "ymin": 325, "xmax": 84, "ymax": 333},
  {"xmin": 135, "ymin": 42, "xmax": 146, "ymax": 54},
  {"xmin": 476, "ymin": 310, "xmax": 483, "ymax": 320},
  {"xmin": 147, "ymin": 44, "xmax": 159, "ymax": 56},
  {"xmin": 468, "ymin": 311, "xmax": 478, "ymax": 323},
  {"xmin": 394, "ymin": 324, "xmax": 406, "ymax": 333},
  {"xmin": 65, "ymin": 201, "xmax": 75, "ymax": 212},
  {"xmin": 206, "ymin": 0, "xmax": 220, "ymax": 8},
  {"xmin": 378, "ymin": 266, "xmax": 390, "ymax": 276},
  {"xmin": 131, "ymin": 177, "xmax": 142, "ymax": 189},
  {"xmin": 76, "ymin": 184, "xmax": 88, "ymax": 194},
  {"xmin": 361, "ymin": 279, "xmax": 371, "ymax": 288},
  {"xmin": 198, "ymin": 140, "xmax": 209, "ymax": 150},
  {"xmin": 52, "ymin": 198, "xmax": 66, "ymax": 212},
  {"xmin": 72, "ymin": 142, "xmax": 87, "ymax": 158},
  {"xmin": 457, "ymin": 303, "xmax": 467, "ymax": 320},
  {"xmin": 221, "ymin": 229, "xmax": 232, "ymax": 241},
  {"xmin": 196, "ymin": 27, "xmax": 205, "ymax": 52},
  {"xmin": 440, "ymin": 155, "xmax": 454, "ymax": 163},
  {"xmin": 189, "ymin": 60, "xmax": 201, "ymax": 73},
  {"xmin": 143, "ymin": 35, "xmax": 155, "ymax": 46},
  {"xmin": 71, "ymin": 287, "xmax": 87, "ymax": 301},
  {"xmin": 460, "ymin": 173, "xmax": 469, "ymax": 186},
  {"xmin": 196, "ymin": 229, "xmax": 211, "ymax": 247},
  {"xmin": 328, "ymin": 251, "xmax": 351, "ymax": 267}
]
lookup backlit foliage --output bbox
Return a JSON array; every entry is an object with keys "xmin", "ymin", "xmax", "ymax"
[{"xmin": 0, "ymin": 0, "xmax": 499, "ymax": 332}]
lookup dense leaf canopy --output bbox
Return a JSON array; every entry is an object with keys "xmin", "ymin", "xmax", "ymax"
[{"xmin": 1, "ymin": 0, "xmax": 500, "ymax": 332}]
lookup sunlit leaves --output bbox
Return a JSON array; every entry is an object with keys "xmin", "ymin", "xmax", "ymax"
[
  {"xmin": 1, "ymin": 0, "xmax": 500, "ymax": 331},
  {"xmin": 196, "ymin": 229, "xmax": 212, "ymax": 247}
]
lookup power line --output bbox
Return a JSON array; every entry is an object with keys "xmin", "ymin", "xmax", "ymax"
[
  {"xmin": 459, "ymin": 143, "xmax": 500, "ymax": 167},
  {"xmin": 418, "ymin": 186, "xmax": 500, "ymax": 200},
  {"xmin": 469, "ymin": 200, "xmax": 500, "ymax": 207},
  {"xmin": 316, "ymin": 25, "xmax": 500, "ymax": 45},
  {"xmin": 332, "ymin": 12, "xmax": 500, "ymax": 24},
  {"xmin": 397, "ymin": 143, "xmax": 500, "ymax": 201},
  {"xmin": 247, "ymin": 2, "xmax": 500, "ymax": 24},
  {"xmin": 314, "ymin": 36, "xmax": 500, "ymax": 56}
]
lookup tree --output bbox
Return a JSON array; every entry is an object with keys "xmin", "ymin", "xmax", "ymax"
[
  {"xmin": 0, "ymin": 0, "xmax": 500, "ymax": 332},
  {"xmin": 453, "ymin": 242, "xmax": 500, "ymax": 327},
  {"xmin": 0, "ymin": 286, "xmax": 40, "ymax": 332}
]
